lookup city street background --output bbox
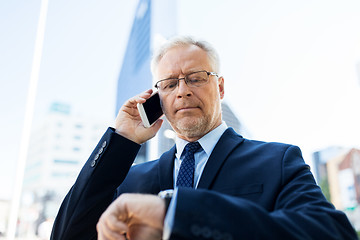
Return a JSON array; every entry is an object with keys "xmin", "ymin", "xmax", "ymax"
[{"xmin": 1, "ymin": 0, "xmax": 360, "ymax": 238}]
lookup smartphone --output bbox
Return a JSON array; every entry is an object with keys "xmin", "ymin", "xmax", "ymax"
[{"xmin": 137, "ymin": 91, "xmax": 163, "ymax": 128}]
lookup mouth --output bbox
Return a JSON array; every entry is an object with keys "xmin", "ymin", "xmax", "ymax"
[{"xmin": 176, "ymin": 106, "xmax": 199, "ymax": 113}]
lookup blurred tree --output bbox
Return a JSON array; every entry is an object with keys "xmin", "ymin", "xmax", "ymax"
[{"xmin": 319, "ymin": 177, "xmax": 331, "ymax": 202}]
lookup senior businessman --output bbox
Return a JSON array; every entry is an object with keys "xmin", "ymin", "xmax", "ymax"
[{"xmin": 51, "ymin": 36, "xmax": 357, "ymax": 240}]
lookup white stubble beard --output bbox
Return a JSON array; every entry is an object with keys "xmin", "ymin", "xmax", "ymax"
[{"xmin": 174, "ymin": 115, "xmax": 208, "ymax": 139}]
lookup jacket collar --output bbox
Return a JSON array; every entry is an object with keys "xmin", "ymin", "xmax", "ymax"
[
  {"xmin": 197, "ymin": 128, "xmax": 244, "ymax": 189},
  {"xmin": 158, "ymin": 145, "xmax": 176, "ymax": 190}
]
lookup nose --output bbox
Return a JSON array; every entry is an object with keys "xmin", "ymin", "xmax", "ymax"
[{"xmin": 176, "ymin": 78, "xmax": 192, "ymax": 98}]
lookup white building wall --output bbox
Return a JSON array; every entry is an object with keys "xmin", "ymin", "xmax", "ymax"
[
  {"xmin": 23, "ymin": 109, "xmax": 107, "ymax": 220},
  {"xmin": 339, "ymin": 168, "xmax": 357, "ymax": 209}
]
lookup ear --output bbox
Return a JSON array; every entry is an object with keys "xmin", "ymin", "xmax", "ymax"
[{"xmin": 218, "ymin": 76, "xmax": 225, "ymax": 99}]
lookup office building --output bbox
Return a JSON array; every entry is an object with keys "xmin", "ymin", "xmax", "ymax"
[
  {"xmin": 326, "ymin": 148, "xmax": 360, "ymax": 230},
  {"xmin": 312, "ymin": 146, "xmax": 347, "ymax": 184},
  {"xmin": 327, "ymin": 148, "xmax": 360, "ymax": 210},
  {"xmin": 21, "ymin": 103, "xmax": 107, "ymax": 235}
]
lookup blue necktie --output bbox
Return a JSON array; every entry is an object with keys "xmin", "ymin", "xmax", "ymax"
[{"xmin": 176, "ymin": 142, "xmax": 202, "ymax": 188}]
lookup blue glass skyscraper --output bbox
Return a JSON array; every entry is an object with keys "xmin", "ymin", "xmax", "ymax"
[{"xmin": 116, "ymin": 0, "xmax": 152, "ymax": 113}]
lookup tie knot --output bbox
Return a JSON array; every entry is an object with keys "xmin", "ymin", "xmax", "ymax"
[{"xmin": 184, "ymin": 142, "xmax": 201, "ymax": 155}]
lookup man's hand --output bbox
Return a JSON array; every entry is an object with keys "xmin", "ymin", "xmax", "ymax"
[
  {"xmin": 97, "ymin": 193, "xmax": 166, "ymax": 240},
  {"xmin": 115, "ymin": 89, "xmax": 163, "ymax": 144}
]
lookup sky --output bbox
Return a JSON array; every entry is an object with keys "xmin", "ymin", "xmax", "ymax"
[{"xmin": 1, "ymin": 0, "xmax": 360, "ymax": 200}]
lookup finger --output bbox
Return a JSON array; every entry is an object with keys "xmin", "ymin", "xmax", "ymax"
[
  {"xmin": 97, "ymin": 220, "xmax": 127, "ymax": 240},
  {"xmin": 127, "ymin": 89, "xmax": 153, "ymax": 106},
  {"xmin": 149, "ymin": 118, "xmax": 163, "ymax": 132},
  {"xmin": 127, "ymin": 224, "xmax": 162, "ymax": 240},
  {"xmin": 103, "ymin": 229, "xmax": 126, "ymax": 240},
  {"xmin": 97, "ymin": 210, "xmax": 127, "ymax": 239},
  {"xmin": 106, "ymin": 214, "xmax": 129, "ymax": 233},
  {"xmin": 98, "ymin": 230, "xmax": 126, "ymax": 240},
  {"xmin": 97, "ymin": 229, "xmax": 114, "ymax": 240},
  {"xmin": 138, "ymin": 89, "xmax": 153, "ymax": 99},
  {"xmin": 97, "ymin": 230, "xmax": 107, "ymax": 240},
  {"xmin": 120, "ymin": 90, "xmax": 157, "ymax": 120},
  {"xmin": 119, "ymin": 89, "xmax": 155, "ymax": 120}
]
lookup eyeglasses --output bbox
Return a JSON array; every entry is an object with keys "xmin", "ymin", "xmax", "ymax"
[{"xmin": 154, "ymin": 70, "xmax": 218, "ymax": 93}]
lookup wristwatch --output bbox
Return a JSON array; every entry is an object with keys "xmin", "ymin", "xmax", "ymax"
[{"xmin": 158, "ymin": 189, "xmax": 174, "ymax": 213}]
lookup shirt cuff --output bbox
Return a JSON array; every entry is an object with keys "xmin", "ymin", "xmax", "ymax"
[{"xmin": 162, "ymin": 188, "xmax": 178, "ymax": 240}]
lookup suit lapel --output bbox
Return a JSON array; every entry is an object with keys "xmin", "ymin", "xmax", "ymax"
[
  {"xmin": 197, "ymin": 128, "xmax": 244, "ymax": 189},
  {"xmin": 158, "ymin": 145, "xmax": 176, "ymax": 190}
]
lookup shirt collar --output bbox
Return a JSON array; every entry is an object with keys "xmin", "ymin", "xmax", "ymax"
[{"xmin": 175, "ymin": 122, "xmax": 228, "ymax": 159}]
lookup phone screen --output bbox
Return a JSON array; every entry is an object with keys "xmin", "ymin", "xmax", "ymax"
[{"xmin": 142, "ymin": 92, "xmax": 163, "ymax": 125}]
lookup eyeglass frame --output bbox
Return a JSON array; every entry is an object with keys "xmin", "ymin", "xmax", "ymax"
[{"xmin": 154, "ymin": 70, "xmax": 219, "ymax": 92}]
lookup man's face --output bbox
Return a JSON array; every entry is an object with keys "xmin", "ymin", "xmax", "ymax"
[{"xmin": 156, "ymin": 45, "xmax": 225, "ymax": 141}]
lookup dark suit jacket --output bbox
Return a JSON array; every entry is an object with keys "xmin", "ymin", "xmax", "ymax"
[{"xmin": 51, "ymin": 127, "xmax": 357, "ymax": 240}]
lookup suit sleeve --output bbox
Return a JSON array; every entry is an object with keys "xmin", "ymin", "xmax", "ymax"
[
  {"xmin": 170, "ymin": 145, "xmax": 357, "ymax": 240},
  {"xmin": 50, "ymin": 127, "xmax": 140, "ymax": 240}
]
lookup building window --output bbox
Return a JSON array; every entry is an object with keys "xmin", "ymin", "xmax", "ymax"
[
  {"xmin": 51, "ymin": 172, "xmax": 75, "ymax": 177},
  {"xmin": 53, "ymin": 159, "xmax": 78, "ymax": 164},
  {"xmin": 73, "ymin": 147, "xmax": 81, "ymax": 152}
]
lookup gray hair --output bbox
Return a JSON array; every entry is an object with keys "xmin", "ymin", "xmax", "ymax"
[{"xmin": 150, "ymin": 36, "xmax": 220, "ymax": 78}]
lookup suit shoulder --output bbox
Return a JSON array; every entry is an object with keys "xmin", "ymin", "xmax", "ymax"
[
  {"xmin": 243, "ymin": 137, "xmax": 292, "ymax": 146},
  {"xmin": 225, "ymin": 128, "xmax": 294, "ymax": 148},
  {"xmin": 241, "ymin": 137, "xmax": 300, "ymax": 153}
]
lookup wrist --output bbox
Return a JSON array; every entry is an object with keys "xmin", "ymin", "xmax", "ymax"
[
  {"xmin": 158, "ymin": 189, "xmax": 174, "ymax": 213},
  {"xmin": 114, "ymin": 128, "xmax": 142, "ymax": 144}
]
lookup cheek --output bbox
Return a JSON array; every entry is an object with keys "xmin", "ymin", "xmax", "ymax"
[
  {"xmin": 205, "ymin": 93, "xmax": 221, "ymax": 115},
  {"xmin": 160, "ymin": 96, "xmax": 172, "ymax": 114}
]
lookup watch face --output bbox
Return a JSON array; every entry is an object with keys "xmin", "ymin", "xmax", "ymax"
[{"xmin": 158, "ymin": 189, "xmax": 174, "ymax": 199}]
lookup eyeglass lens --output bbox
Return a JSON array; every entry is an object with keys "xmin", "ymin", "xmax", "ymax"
[{"xmin": 158, "ymin": 71, "xmax": 209, "ymax": 92}]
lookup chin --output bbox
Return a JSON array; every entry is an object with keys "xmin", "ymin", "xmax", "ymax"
[{"xmin": 174, "ymin": 117, "xmax": 209, "ymax": 138}]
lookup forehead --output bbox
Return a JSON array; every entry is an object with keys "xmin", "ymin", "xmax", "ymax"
[{"xmin": 156, "ymin": 45, "xmax": 212, "ymax": 78}]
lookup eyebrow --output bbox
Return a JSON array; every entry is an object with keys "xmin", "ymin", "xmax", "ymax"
[
  {"xmin": 161, "ymin": 70, "xmax": 204, "ymax": 80},
  {"xmin": 163, "ymin": 75, "xmax": 178, "ymax": 80}
]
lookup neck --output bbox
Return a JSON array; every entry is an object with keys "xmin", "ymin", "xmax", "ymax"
[{"xmin": 176, "ymin": 121, "xmax": 222, "ymax": 142}]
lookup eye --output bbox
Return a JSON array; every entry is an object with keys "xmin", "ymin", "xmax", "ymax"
[
  {"xmin": 188, "ymin": 78, "xmax": 203, "ymax": 83},
  {"xmin": 188, "ymin": 73, "xmax": 206, "ymax": 83},
  {"xmin": 163, "ymin": 79, "xmax": 178, "ymax": 89}
]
